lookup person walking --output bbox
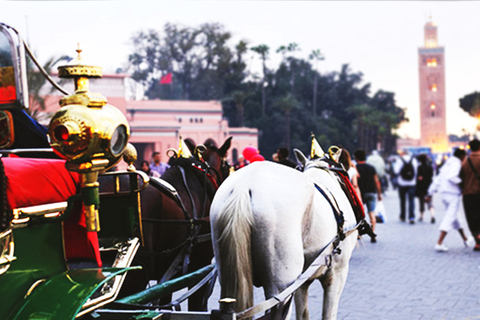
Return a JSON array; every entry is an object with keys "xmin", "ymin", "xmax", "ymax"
[
  {"xmin": 415, "ymin": 153, "xmax": 435, "ymax": 223},
  {"xmin": 150, "ymin": 152, "xmax": 170, "ymax": 176},
  {"xmin": 428, "ymin": 148, "xmax": 474, "ymax": 252},
  {"xmin": 367, "ymin": 150, "xmax": 387, "ymax": 193},
  {"xmin": 354, "ymin": 149, "xmax": 382, "ymax": 242},
  {"xmin": 140, "ymin": 160, "xmax": 160, "ymax": 178},
  {"xmin": 460, "ymin": 139, "xmax": 480, "ymax": 251},
  {"xmin": 394, "ymin": 149, "xmax": 418, "ymax": 224},
  {"xmin": 277, "ymin": 147, "xmax": 297, "ymax": 168},
  {"xmin": 339, "ymin": 149, "xmax": 361, "ymax": 198}
]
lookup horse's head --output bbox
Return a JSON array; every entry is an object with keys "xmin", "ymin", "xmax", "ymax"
[
  {"xmin": 294, "ymin": 148, "xmax": 341, "ymax": 181},
  {"xmin": 200, "ymin": 137, "xmax": 232, "ymax": 185}
]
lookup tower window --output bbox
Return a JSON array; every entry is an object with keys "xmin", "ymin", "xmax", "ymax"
[
  {"xmin": 427, "ymin": 58, "xmax": 437, "ymax": 67},
  {"xmin": 431, "ymin": 111, "xmax": 435, "ymax": 117},
  {"xmin": 430, "ymin": 84, "xmax": 437, "ymax": 92},
  {"xmin": 430, "ymin": 103, "xmax": 436, "ymax": 110}
]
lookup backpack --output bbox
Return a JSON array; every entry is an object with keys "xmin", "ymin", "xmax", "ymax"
[{"xmin": 400, "ymin": 157, "xmax": 415, "ymax": 181}]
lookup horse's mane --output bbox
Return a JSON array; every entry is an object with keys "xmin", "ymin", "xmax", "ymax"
[
  {"xmin": 305, "ymin": 158, "xmax": 345, "ymax": 186},
  {"xmin": 168, "ymin": 156, "xmax": 202, "ymax": 169}
]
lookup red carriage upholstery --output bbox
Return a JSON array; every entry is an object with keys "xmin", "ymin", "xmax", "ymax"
[{"xmin": 3, "ymin": 157, "xmax": 102, "ymax": 267}]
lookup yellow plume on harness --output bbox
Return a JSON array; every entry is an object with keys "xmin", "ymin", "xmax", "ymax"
[
  {"xmin": 310, "ymin": 133, "xmax": 325, "ymax": 158},
  {"xmin": 178, "ymin": 136, "xmax": 193, "ymax": 158}
]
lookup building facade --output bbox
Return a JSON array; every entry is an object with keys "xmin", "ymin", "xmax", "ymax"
[
  {"xmin": 43, "ymin": 74, "xmax": 258, "ymax": 166},
  {"xmin": 418, "ymin": 19, "xmax": 448, "ymax": 153}
]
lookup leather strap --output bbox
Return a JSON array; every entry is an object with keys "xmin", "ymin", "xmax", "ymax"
[{"xmin": 467, "ymin": 157, "xmax": 480, "ymax": 184}]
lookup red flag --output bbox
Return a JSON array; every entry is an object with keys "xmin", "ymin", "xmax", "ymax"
[{"xmin": 159, "ymin": 73, "xmax": 172, "ymax": 84}]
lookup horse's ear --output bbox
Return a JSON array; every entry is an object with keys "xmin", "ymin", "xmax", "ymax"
[
  {"xmin": 294, "ymin": 148, "xmax": 307, "ymax": 170},
  {"xmin": 184, "ymin": 138, "xmax": 196, "ymax": 154},
  {"xmin": 218, "ymin": 137, "xmax": 232, "ymax": 157}
]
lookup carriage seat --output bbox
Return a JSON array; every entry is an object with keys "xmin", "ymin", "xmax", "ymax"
[{"xmin": 2, "ymin": 157, "xmax": 102, "ymax": 267}]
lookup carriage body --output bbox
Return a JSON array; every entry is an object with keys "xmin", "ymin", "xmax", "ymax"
[
  {"xmin": 0, "ymin": 159, "xmax": 147, "ymax": 319},
  {"xmin": 0, "ymin": 22, "xmax": 232, "ymax": 320}
]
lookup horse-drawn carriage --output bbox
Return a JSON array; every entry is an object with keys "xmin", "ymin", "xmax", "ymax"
[{"xmin": 0, "ymin": 22, "xmax": 371, "ymax": 320}]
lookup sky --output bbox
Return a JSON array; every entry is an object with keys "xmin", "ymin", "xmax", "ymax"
[{"xmin": 2, "ymin": 1, "xmax": 480, "ymax": 140}]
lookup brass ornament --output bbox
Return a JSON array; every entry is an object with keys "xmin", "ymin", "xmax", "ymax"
[
  {"xmin": 123, "ymin": 143, "xmax": 138, "ymax": 172},
  {"xmin": 57, "ymin": 44, "xmax": 106, "ymax": 108}
]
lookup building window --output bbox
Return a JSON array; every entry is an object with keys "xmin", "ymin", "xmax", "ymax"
[
  {"xmin": 431, "ymin": 111, "xmax": 435, "ymax": 117},
  {"xmin": 200, "ymin": 118, "xmax": 203, "ymax": 123},
  {"xmin": 427, "ymin": 58, "xmax": 437, "ymax": 67},
  {"xmin": 430, "ymin": 103, "xmax": 436, "ymax": 110},
  {"xmin": 430, "ymin": 84, "xmax": 437, "ymax": 92},
  {"xmin": 178, "ymin": 118, "xmax": 182, "ymax": 123},
  {"xmin": 190, "ymin": 118, "xmax": 193, "ymax": 123}
]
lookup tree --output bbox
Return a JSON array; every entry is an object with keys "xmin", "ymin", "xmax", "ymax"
[
  {"xmin": 274, "ymin": 93, "xmax": 300, "ymax": 150},
  {"xmin": 126, "ymin": 24, "xmax": 406, "ymax": 158},
  {"xmin": 309, "ymin": 49, "xmax": 325, "ymax": 118},
  {"xmin": 223, "ymin": 90, "xmax": 252, "ymax": 127},
  {"xmin": 251, "ymin": 44, "xmax": 269, "ymax": 116},
  {"xmin": 459, "ymin": 91, "xmax": 480, "ymax": 118},
  {"xmin": 128, "ymin": 23, "xmax": 248, "ymax": 101},
  {"xmin": 26, "ymin": 54, "xmax": 69, "ymax": 121},
  {"xmin": 276, "ymin": 43, "xmax": 300, "ymax": 93}
]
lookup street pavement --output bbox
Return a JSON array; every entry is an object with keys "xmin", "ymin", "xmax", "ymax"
[{"xmin": 206, "ymin": 187, "xmax": 480, "ymax": 319}]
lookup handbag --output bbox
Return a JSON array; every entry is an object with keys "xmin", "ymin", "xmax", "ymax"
[{"xmin": 375, "ymin": 200, "xmax": 387, "ymax": 223}]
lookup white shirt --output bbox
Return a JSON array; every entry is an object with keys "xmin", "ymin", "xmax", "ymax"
[
  {"xmin": 428, "ymin": 156, "xmax": 462, "ymax": 196},
  {"xmin": 393, "ymin": 154, "xmax": 418, "ymax": 187}
]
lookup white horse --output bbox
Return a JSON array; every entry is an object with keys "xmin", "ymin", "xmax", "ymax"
[{"xmin": 210, "ymin": 151, "xmax": 358, "ymax": 320}]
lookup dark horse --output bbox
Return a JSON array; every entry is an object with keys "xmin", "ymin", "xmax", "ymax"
[{"xmin": 120, "ymin": 137, "xmax": 232, "ymax": 310}]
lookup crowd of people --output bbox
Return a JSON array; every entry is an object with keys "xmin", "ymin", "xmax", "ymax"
[
  {"xmin": 355, "ymin": 140, "xmax": 480, "ymax": 252},
  {"xmin": 138, "ymin": 139, "xmax": 480, "ymax": 253}
]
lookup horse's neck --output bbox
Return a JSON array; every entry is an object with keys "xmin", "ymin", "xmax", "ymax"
[{"xmin": 163, "ymin": 166, "xmax": 213, "ymax": 218}]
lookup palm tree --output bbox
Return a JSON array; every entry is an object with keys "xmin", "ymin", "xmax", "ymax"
[
  {"xmin": 309, "ymin": 49, "xmax": 325, "ymax": 118},
  {"xmin": 277, "ymin": 43, "xmax": 301, "ymax": 93},
  {"xmin": 251, "ymin": 44, "xmax": 269, "ymax": 116},
  {"xmin": 224, "ymin": 90, "xmax": 252, "ymax": 127},
  {"xmin": 274, "ymin": 93, "xmax": 300, "ymax": 150},
  {"xmin": 26, "ymin": 54, "xmax": 70, "ymax": 121}
]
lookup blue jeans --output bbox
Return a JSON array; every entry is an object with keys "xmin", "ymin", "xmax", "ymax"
[
  {"xmin": 363, "ymin": 192, "xmax": 377, "ymax": 213},
  {"xmin": 399, "ymin": 186, "xmax": 416, "ymax": 221}
]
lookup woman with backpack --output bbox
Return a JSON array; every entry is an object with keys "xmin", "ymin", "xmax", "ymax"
[
  {"xmin": 393, "ymin": 149, "xmax": 419, "ymax": 224},
  {"xmin": 415, "ymin": 153, "xmax": 435, "ymax": 223}
]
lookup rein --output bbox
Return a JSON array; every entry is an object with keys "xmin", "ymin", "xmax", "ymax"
[{"xmin": 314, "ymin": 183, "xmax": 345, "ymax": 241}]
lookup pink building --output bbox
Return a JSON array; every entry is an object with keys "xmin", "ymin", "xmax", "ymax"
[{"xmin": 43, "ymin": 73, "xmax": 258, "ymax": 165}]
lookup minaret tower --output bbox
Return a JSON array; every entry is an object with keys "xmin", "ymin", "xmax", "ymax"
[{"xmin": 418, "ymin": 18, "xmax": 448, "ymax": 153}]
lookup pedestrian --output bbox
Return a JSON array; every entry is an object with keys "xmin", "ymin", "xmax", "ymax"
[
  {"xmin": 339, "ymin": 148, "xmax": 361, "ymax": 199},
  {"xmin": 394, "ymin": 149, "xmax": 418, "ymax": 224},
  {"xmin": 367, "ymin": 150, "xmax": 387, "ymax": 193},
  {"xmin": 234, "ymin": 155, "xmax": 248, "ymax": 170},
  {"xmin": 415, "ymin": 153, "xmax": 435, "ymax": 223},
  {"xmin": 140, "ymin": 160, "xmax": 160, "ymax": 178},
  {"xmin": 354, "ymin": 149, "xmax": 382, "ymax": 242},
  {"xmin": 277, "ymin": 147, "xmax": 297, "ymax": 168},
  {"xmin": 428, "ymin": 148, "xmax": 474, "ymax": 251},
  {"xmin": 460, "ymin": 139, "xmax": 480, "ymax": 251},
  {"xmin": 150, "ymin": 152, "xmax": 170, "ymax": 176},
  {"xmin": 387, "ymin": 157, "xmax": 399, "ymax": 190}
]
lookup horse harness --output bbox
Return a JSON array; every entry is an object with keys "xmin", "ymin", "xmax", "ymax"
[
  {"xmin": 313, "ymin": 183, "xmax": 345, "ymax": 243},
  {"xmin": 140, "ymin": 156, "xmax": 222, "ymax": 282}
]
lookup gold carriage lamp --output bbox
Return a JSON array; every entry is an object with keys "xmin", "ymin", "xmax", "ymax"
[{"xmin": 47, "ymin": 45, "xmax": 130, "ymax": 232}]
